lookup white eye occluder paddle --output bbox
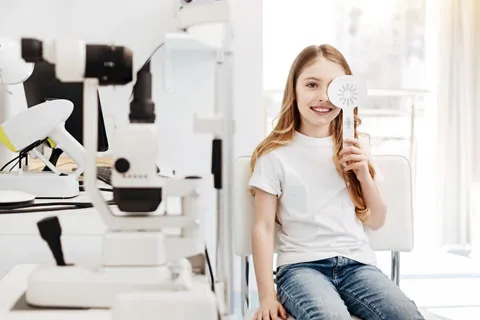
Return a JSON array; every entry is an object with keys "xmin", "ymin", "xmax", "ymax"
[{"xmin": 327, "ymin": 75, "xmax": 367, "ymax": 146}]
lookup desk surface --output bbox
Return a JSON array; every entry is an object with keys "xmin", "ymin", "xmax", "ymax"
[
  {"xmin": 0, "ymin": 188, "xmax": 181, "ymax": 237},
  {"xmin": 0, "ymin": 192, "xmax": 109, "ymax": 236},
  {"xmin": 0, "ymin": 264, "xmax": 109, "ymax": 320},
  {"xmin": 0, "ymin": 154, "xmax": 113, "ymax": 237}
]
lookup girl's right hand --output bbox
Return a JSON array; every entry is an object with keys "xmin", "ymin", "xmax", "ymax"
[{"xmin": 254, "ymin": 298, "xmax": 288, "ymax": 320}]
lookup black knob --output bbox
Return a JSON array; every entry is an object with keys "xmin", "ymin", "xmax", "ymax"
[
  {"xmin": 37, "ymin": 216, "xmax": 66, "ymax": 266},
  {"xmin": 21, "ymin": 38, "xmax": 44, "ymax": 62},
  {"xmin": 115, "ymin": 158, "xmax": 130, "ymax": 173}
]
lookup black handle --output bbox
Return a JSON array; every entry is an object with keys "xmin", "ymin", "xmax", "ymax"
[
  {"xmin": 211, "ymin": 139, "xmax": 222, "ymax": 189},
  {"xmin": 37, "ymin": 216, "xmax": 66, "ymax": 266}
]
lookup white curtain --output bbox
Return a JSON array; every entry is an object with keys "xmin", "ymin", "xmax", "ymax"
[{"xmin": 437, "ymin": 0, "xmax": 480, "ymax": 248}]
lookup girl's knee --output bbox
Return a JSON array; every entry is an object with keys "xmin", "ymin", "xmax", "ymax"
[{"xmin": 278, "ymin": 286, "xmax": 351, "ymax": 320}]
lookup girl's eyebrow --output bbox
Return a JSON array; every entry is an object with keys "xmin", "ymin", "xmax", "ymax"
[{"xmin": 304, "ymin": 76, "xmax": 323, "ymax": 81}]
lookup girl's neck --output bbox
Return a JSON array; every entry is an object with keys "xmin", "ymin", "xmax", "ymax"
[{"xmin": 298, "ymin": 122, "xmax": 330, "ymax": 138}]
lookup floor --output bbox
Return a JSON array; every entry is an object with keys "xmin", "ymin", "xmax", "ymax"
[{"xmin": 377, "ymin": 250, "xmax": 480, "ymax": 320}]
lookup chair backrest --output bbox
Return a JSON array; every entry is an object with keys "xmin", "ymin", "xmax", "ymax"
[{"xmin": 233, "ymin": 155, "xmax": 414, "ymax": 257}]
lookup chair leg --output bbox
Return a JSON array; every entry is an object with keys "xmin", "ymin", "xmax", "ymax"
[
  {"xmin": 241, "ymin": 256, "xmax": 250, "ymax": 316},
  {"xmin": 391, "ymin": 251, "xmax": 400, "ymax": 286}
]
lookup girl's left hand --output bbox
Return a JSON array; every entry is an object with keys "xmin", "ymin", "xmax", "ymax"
[{"xmin": 339, "ymin": 138, "xmax": 371, "ymax": 181}]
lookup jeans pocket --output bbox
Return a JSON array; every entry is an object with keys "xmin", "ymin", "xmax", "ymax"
[{"xmin": 275, "ymin": 265, "xmax": 288, "ymax": 283}]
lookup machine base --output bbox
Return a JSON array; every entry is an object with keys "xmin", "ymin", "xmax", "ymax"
[
  {"xmin": 111, "ymin": 288, "xmax": 218, "ymax": 320},
  {"xmin": 25, "ymin": 261, "xmax": 197, "ymax": 309},
  {"xmin": 0, "ymin": 171, "xmax": 79, "ymax": 199}
]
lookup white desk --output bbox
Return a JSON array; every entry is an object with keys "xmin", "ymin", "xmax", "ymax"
[
  {"xmin": 0, "ymin": 192, "xmax": 109, "ymax": 279},
  {"xmin": 0, "ymin": 191, "xmax": 109, "ymax": 235},
  {"xmin": 0, "ymin": 264, "xmax": 109, "ymax": 320},
  {"xmin": 0, "ymin": 192, "xmax": 200, "ymax": 320}
]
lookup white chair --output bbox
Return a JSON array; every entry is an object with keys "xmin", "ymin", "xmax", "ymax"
[{"xmin": 233, "ymin": 155, "xmax": 416, "ymax": 320}]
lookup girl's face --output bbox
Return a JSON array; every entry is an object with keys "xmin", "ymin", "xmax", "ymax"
[{"xmin": 295, "ymin": 57, "xmax": 346, "ymax": 137}]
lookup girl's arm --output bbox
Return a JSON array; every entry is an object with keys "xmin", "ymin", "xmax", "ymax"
[
  {"xmin": 251, "ymin": 188, "xmax": 278, "ymax": 303},
  {"xmin": 340, "ymin": 138, "xmax": 388, "ymax": 230},
  {"xmin": 360, "ymin": 175, "xmax": 387, "ymax": 230}
]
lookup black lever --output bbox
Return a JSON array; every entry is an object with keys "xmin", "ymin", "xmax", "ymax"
[
  {"xmin": 37, "ymin": 216, "xmax": 66, "ymax": 266},
  {"xmin": 212, "ymin": 138, "xmax": 222, "ymax": 189}
]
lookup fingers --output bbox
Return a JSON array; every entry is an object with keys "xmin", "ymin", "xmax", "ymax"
[
  {"xmin": 270, "ymin": 309, "xmax": 278, "ymax": 320},
  {"xmin": 344, "ymin": 138, "xmax": 361, "ymax": 148},
  {"xmin": 344, "ymin": 162, "xmax": 367, "ymax": 171},
  {"xmin": 255, "ymin": 304, "xmax": 287, "ymax": 320},
  {"xmin": 339, "ymin": 145, "xmax": 363, "ymax": 157},
  {"xmin": 340, "ymin": 154, "xmax": 368, "ymax": 164},
  {"xmin": 254, "ymin": 311, "xmax": 266, "ymax": 320},
  {"xmin": 279, "ymin": 305, "xmax": 288, "ymax": 320},
  {"xmin": 263, "ymin": 310, "xmax": 270, "ymax": 320}
]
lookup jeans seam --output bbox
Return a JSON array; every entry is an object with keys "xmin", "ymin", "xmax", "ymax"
[
  {"xmin": 341, "ymin": 289, "xmax": 385, "ymax": 320},
  {"xmin": 277, "ymin": 284, "xmax": 309, "ymax": 319}
]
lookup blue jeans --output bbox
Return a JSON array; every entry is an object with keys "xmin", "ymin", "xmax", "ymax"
[{"xmin": 275, "ymin": 257, "xmax": 425, "ymax": 320}]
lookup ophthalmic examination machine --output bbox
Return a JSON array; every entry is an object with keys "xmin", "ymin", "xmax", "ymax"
[{"xmin": 0, "ymin": 1, "xmax": 237, "ymax": 319}]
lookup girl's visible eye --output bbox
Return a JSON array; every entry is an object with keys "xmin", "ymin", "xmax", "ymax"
[{"xmin": 306, "ymin": 82, "xmax": 317, "ymax": 88}]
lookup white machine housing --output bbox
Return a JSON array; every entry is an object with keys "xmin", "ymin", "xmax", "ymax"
[
  {"xmin": 111, "ymin": 124, "xmax": 159, "ymax": 190},
  {"xmin": 0, "ymin": 99, "xmax": 87, "ymax": 176},
  {"xmin": 0, "ymin": 100, "xmax": 87, "ymax": 198},
  {"xmin": 0, "ymin": 38, "xmax": 34, "ymax": 85},
  {"xmin": 25, "ymin": 1, "xmax": 235, "ymax": 319},
  {"xmin": 26, "ymin": 171, "xmax": 212, "ymax": 310},
  {"xmin": 0, "ymin": 38, "xmax": 35, "ymax": 175},
  {"xmin": 0, "ymin": 172, "xmax": 79, "ymax": 199}
]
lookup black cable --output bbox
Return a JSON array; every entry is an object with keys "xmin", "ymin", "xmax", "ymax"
[
  {"xmin": 0, "ymin": 155, "xmax": 20, "ymax": 172},
  {"xmin": 79, "ymin": 186, "xmax": 113, "ymax": 192},
  {"xmin": 1, "ymin": 199, "xmax": 114, "ymax": 210},
  {"xmin": 129, "ymin": 42, "xmax": 164, "ymax": 100},
  {"xmin": 1, "ymin": 139, "xmax": 47, "ymax": 172},
  {"xmin": 0, "ymin": 200, "xmax": 116, "ymax": 214},
  {"xmin": 0, "ymin": 206, "xmax": 89, "ymax": 214},
  {"xmin": 8, "ymin": 159, "xmax": 20, "ymax": 172},
  {"xmin": 204, "ymin": 246, "xmax": 215, "ymax": 292},
  {"xmin": 13, "ymin": 151, "xmax": 30, "ymax": 171},
  {"xmin": 96, "ymin": 176, "xmax": 112, "ymax": 186},
  {"xmin": 0, "ymin": 206, "xmax": 95, "ymax": 214}
]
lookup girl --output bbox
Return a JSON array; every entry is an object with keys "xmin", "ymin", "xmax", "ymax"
[{"xmin": 248, "ymin": 44, "xmax": 425, "ymax": 320}]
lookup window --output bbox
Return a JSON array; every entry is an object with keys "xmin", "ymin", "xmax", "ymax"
[
  {"xmin": 263, "ymin": 0, "xmax": 437, "ymax": 248},
  {"xmin": 263, "ymin": 0, "xmax": 431, "ymax": 165}
]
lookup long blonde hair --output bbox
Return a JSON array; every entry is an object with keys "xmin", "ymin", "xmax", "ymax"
[{"xmin": 251, "ymin": 44, "xmax": 375, "ymax": 222}]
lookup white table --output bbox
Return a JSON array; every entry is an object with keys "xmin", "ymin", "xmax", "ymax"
[
  {"xmin": 0, "ymin": 192, "xmax": 109, "ymax": 279},
  {"xmin": 0, "ymin": 192, "xmax": 109, "ymax": 320},
  {"xmin": 0, "ymin": 192, "xmax": 216, "ymax": 320},
  {"xmin": 0, "ymin": 192, "xmax": 199, "ymax": 320},
  {"xmin": 0, "ymin": 191, "xmax": 109, "ymax": 235},
  {"xmin": 0, "ymin": 264, "xmax": 109, "ymax": 320}
]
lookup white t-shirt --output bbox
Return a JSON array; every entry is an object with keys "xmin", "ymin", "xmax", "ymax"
[{"xmin": 249, "ymin": 131, "xmax": 379, "ymax": 268}]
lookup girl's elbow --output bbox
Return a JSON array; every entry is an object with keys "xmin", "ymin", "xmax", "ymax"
[
  {"xmin": 374, "ymin": 205, "xmax": 387, "ymax": 230},
  {"xmin": 369, "ymin": 205, "xmax": 387, "ymax": 230}
]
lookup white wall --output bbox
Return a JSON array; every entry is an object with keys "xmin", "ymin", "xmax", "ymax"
[{"xmin": 0, "ymin": 0, "xmax": 264, "ymax": 292}]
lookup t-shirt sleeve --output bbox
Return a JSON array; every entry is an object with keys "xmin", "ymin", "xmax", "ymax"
[{"xmin": 248, "ymin": 152, "xmax": 282, "ymax": 196}]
